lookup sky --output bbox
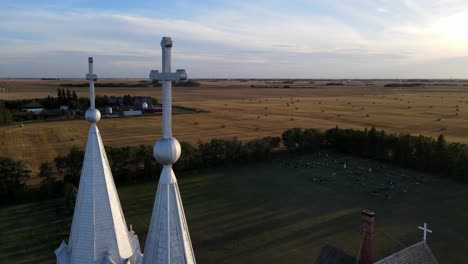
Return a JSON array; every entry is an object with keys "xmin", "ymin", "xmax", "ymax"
[{"xmin": 1, "ymin": 0, "xmax": 468, "ymax": 78}]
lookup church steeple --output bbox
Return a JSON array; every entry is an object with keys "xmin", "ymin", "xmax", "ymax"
[
  {"xmin": 142, "ymin": 37, "xmax": 196, "ymax": 264},
  {"xmin": 55, "ymin": 57, "xmax": 143, "ymax": 264}
]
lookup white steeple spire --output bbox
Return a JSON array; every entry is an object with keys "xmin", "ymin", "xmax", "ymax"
[
  {"xmin": 143, "ymin": 37, "xmax": 195, "ymax": 264},
  {"xmin": 55, "ymin": 57, "xmax": 143, "ymax": 264}
]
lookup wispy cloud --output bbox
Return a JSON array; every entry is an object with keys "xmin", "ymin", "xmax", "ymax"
[{"xmin": 0, "ymin": 0, "xmax": 468, "ymax": 78}]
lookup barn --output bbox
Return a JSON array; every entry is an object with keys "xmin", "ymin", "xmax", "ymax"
[{"xmin": 23, "ymin": 101, "xmax": 45, "ymax": 114}]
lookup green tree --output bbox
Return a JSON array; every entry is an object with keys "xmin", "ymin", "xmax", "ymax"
[
  {"xmin": 302, "ymin": 128, "xmax": 324, "ymax": 153},
  {"xmin": 39, "ymin": 162, "xmax": 54, "ymax": 180},
  {"xmin": 0, "ymin": 101, "xmax": 13, "ymax": 124},
  {"xmin": 66, "ymin": 89, "xmax": 72, "ymax": 105},
  {"xmin": 281, "ymin": 128, "xmax": 303, "ymax": 151},
  {"xmin": 451, "ymin": 145, "xmax": 468, "ymax": 180},
  {"xmin": 39, "ymin": 161, "xmax": 63, "ymax": 197},
  {"xmin": 244, "ymin": 137, "xmax": 279, "ymax": 160},
  {"xmin": 55, "ymin": 146, "xmax": 84, "ymax": 187},
  {"xmin": 177, "ymin": 141, "xmax": 200, "ymax": 170},
  {"xmin": 63, "ymin": 183, "xmax": 77, "ymax": 212},
  {"xmin": 394, "ymin": 134, "xmax": 413, "ymax": 167},
  {"xmin": 61, "ymin": 88, "xmax": 66, "ymax": 104},
  {"xmin": 135, "ymin": 145, "xmax": 155, "ymax": 180},
  {"xmin": 57, "ymin": 88, "xmax": 62, "ymax": 104},
  {"xmin": 0, "ymin": 157, "xmax": 31, "ymax": 204},
  {"xmin": 72, "ymin": 90, "xmax": 78, "ymax": 102},
  {"xmin": 123, "ymin": 94, "xmax": 133, "ymax": 106},
  {"xmin": 433, "ymin": 134, "xmax": 448, "ymax": 174}
]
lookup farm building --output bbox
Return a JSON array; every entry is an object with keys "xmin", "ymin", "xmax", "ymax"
[
  {"xmin": 142, "ymin": 106, "xmax": 162, "ymax": 113},
  {"xmin": 123, "ymin": 109, "xmax": 142, "ymax": 116},
  {"xmin": 22, "ymin": 101, "xmax": 45, "ymax": 114},
  {"xmin": 105, "ymin": 107, "xmax": 112, "ymax": 114},
  {"xmin": 315, "ymin": 210, "xmax": 438, "ymax": 264},
  {"xmin": 133, "ymin": 96, "xmax": 154, "ymax": 109}
]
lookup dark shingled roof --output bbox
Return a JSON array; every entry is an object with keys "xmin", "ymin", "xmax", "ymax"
[
  {"xmin": 374, "ymin": 241, "xmax": 438, "ymax": 264},
  {"xmin": 315, "ymin": 243, "xmax": 357, "ymax": 264},
  {"xmin": 23, "ymin": 101, "xmax": 44, "ymax": 109}
]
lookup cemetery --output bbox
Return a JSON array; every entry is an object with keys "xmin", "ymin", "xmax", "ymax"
[
  {"xmin": 1, "ymin": 150, "xmax": 465, "ymax": 263},
  {"xmin": 279, "ymin": 151, "xmax": 435, "ymax": 201}
]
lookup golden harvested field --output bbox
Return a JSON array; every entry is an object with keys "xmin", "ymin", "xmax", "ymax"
[{"xmin": 1, "ymin": 79, "xmax": 468, "ymax": 184}]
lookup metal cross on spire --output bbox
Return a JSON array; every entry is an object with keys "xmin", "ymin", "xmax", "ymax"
[
  {"xmin": 86, "ymin": 57, "xmax": 97, "ymax": 109},
  {"xmin": 418, "ymin": 222, "xmax": 433, "ymax": 241},
  {"xmin": 149, "ymin": 38, "xmax": 187, "ymax": 138},
  {"xmin": 85, "ymin": 57, "xmax": 101, "ymax": 123},
  {"xmin": 143, "ymin": 37, "xmax": 195, "ymax": 264}
]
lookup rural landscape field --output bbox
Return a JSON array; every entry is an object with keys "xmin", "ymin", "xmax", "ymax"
[
  {"xmin": 2, "ymin": 79, "xmax": 468, "ymax": 181},
  {"xmin": 1, "ymin": 79, "xmax": 468, "ymax": 263},
  {"xmin": 2, "ymin": 1, "xmax": 468, "ymax": 263}
]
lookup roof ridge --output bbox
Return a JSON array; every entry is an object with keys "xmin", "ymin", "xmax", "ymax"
[{"xmin": 374, "ymin": 240, "xmax": 438, "ymax": 264}]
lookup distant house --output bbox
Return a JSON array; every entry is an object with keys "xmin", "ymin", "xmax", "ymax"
[
  {"xmin": 105, "ymin": 107, "xmax": 113, "ymax": 115},
  {"xmin": 123, "ymin": 109, "xmax": 142, "ymax": 116},
  {"xmin": 133, "ymin": 96, "xmax": 154, "ymax": 109},
  {"xmin": 60, "ymin": 105, "xmax": 69, "ymax": 111},
  {"xmin": 23, "ymin": 101, "xmax": 45, "ymax": 114}
]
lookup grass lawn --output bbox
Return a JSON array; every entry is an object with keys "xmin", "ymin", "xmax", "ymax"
[{"xmin": 1, "ymin": 151, "xmax": 467, "ymax": 263}]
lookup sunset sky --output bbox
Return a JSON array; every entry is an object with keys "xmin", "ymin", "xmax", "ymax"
[{"xmin": 1, "ymin": 0, "xmax": 468, "ymax": 78}]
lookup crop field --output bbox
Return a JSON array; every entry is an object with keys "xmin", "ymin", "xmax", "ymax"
[
  {"xmin": 1, "ymin": 151, "xmax": 467, "ymax": 263},
  {"xmin": 2, "ymin": 79, "xmax": 468, "ymax": 184}
]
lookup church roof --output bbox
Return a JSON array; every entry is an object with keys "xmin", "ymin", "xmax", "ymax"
[
  {"xmin": 58, "ymin": 124, "xmax": 141, "ymax": 263},
  {"xmin": 142, "ymin": 166, "xmax": 196, "ymax": 264},
  {"xmin": 374, "ymin": 241, "xmax": 438, "ymax": 264},
  {"xmin": 315, "ymin": 243, "xmax": 357, "ymax": 264}
]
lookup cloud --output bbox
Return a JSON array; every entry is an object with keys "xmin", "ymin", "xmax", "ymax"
[
  {"xmin": 377, "ymin": 7, "xmax": 390, "ymax": 13},
  {"xmin": 0, "ymin": 1, "xmax": 468, "ymax": 78}
]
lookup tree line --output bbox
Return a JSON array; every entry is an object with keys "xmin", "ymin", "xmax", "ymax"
[
  {"xmin": 281, "ymin": 126, "xmax": 468, "ymax": 180},
  {"xmin": 0, "ymin": 136, "xmax": 280, "ymax": 206},
  {"xmin": 0, "ymin": 92, "xmax": 159, "ymax": 124},
  {"xmin": 3, "ymin": 88, "xmax": 79, "ymax": 112},
  {"xmin": 2, "ymin": 126, "xmax": 468, "ymax": 207},
  {"xmin": 0, "ymin": 89, "xmax": 80, "ymax": 124},
  {"xmin": 59, "ymin": 80, "xmax": 201, "ymax": 88}
]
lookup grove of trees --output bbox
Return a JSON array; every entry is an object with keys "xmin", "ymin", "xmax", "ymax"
[
  {"xmin": 0, "ymin": 157, "xmax": 30, "ymax": 204},
  {"xmin": 0, "ymin": 92, "xmax": 161, "ymax": 124},
  {"xmin": 282, "ymin": 126, "xmax": 468, "ymax": 180},
  {"xmin": 0, "ymin": 101, "xmax": 13, "ymax": 124},
  {"xmin": 2, "ymin": 126, "xmax": 468, "ymax": 207}
]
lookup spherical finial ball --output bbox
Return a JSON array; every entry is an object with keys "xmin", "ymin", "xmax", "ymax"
[
  {"xmin": 153, "ymin": 137, "xmax": 181, "ymax": 165},
  {"xmin": 85, "ymin": 109, "xmax": 101, "ymax": 123}
]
